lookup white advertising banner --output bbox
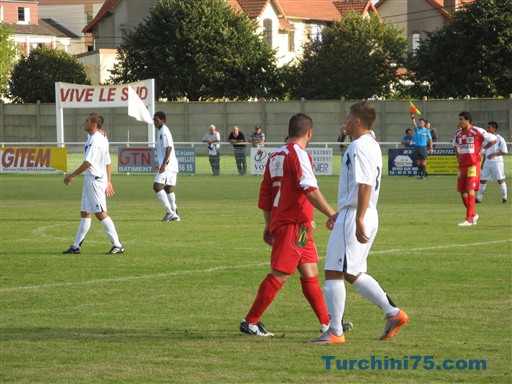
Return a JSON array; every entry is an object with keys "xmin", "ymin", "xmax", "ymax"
[{"xmin": 250, "ymin": 147, "xmax": 332, "ymax": 176}]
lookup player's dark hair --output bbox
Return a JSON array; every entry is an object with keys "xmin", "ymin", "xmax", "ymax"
[
  {"xmin": 154, "ymin": 111, "xmax": 166, "ymax": 121},
  {"xmin": 288, "ymin": 113, "xmax": 313, "ymax": 138},
  {"xmin": 88, "ymin": 113, "xmax": 103, "ymax": 128},
  {"xmin": 488, "ymin": 121, "xmax": 498, "ymax": 130},
  {"xmin": 459, "ymin": 111, "xmax": 472, "ymax": 122},
  {"xmin": 350, "ymin": 101, "xmax": 376, "ymax": 129},
  {"xmin": 405, "ymin": 128, "xmax": 412, "ymax": 134}
]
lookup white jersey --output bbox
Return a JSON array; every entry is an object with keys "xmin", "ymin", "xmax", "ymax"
[
  {"xmin": 484, "ymin": 134, "xmax": 508, "ymax": 163},
  {"xmin": 338, "ymin": 133, "xmax": 382, "ymax": 210},
  {"xmin": 83, "ymin": 131, "xmax": 110, "ymax": 180},
  {"xmin": 156, "ymin": 125, "xmax": 179, "ymax": 172}
]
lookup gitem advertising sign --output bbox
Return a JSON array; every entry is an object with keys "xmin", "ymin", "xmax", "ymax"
[
  {"xmin": 250, "ymin": 147, "xmax": 333, "ymax": 176},
  {"xmin": 117, "ymin": 147, "xmax": 195, "ymax": 174},
  {"xmin": 0, "ymin": 147, "xmax": 67, "ymax": 173},
  {"xmin": 388, "ymin": 148, "xmax": 458, "ymax": 176}
]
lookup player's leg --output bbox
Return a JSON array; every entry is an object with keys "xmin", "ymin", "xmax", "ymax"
[
  {"xmin": 499, "ymin": 180, "xmax": 507, "ymax": 202},
  {"xmin": 154, "ymin": 173, "xmax": 176, "ymax": 221},
  {"xmin": 164, "ymin": 171, "xmax": 178, "ymax": 215},
  {"xmin": 298, "ymin": 262, "xmax": 330, "ymax": 331},
  {"xmin": 477, "ymin": 180, "xmax": 487, "ymax": 203},
  {"xmin": 64, "ymin": 180, "xmax": 93, "ymax": 254}
]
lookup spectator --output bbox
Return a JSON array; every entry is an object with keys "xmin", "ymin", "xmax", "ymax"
[
  {"xmin": 249, "ymin": 125, "xmax": 266, "ymax": 148},
  {"xmin": 425, "ymin": 121, "xmax": 439, "ymax": 148},
  {"xmin": 228, "ymin": 126, "xmax": 247, "ymax": 176},
  {"xmin": 337, "ymin": 125, "xmax": 351, "ymax": 155},
  {"xmin": 401, "ymin": 128, "xmax": 415, "ymax": 148},
  {"xmin": 202, "ymin": 124, "xmax": 221, "ymax": 176}
]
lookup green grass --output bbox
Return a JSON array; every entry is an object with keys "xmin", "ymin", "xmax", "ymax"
[{"xmin": 1, "ymin": 171, "xmax": 511, "ymax": 383}]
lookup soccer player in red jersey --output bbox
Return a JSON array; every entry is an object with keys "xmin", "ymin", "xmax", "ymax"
[
  {"xmin": 452, "ymin": 111, "xmax": 496, "ymax": 226},
  {"xmin": 240, "ymin": 113, "xmax": 337, "ymax": 337}
]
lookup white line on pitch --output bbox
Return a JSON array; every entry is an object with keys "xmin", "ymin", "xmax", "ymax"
[{"xmin": 1, "ymin": 240, "xmax": 510, "ymax": 293}]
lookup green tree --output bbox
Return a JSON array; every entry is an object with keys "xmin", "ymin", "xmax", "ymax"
[
  {"xmin": 410, "ymin": 0, "xmax": 512, "ymax": 98},
  {"xmin": 8, "ymin": 47, "xmax": 89, "ymax": 103},
  {"xmin": 288, "ymin": 12, "xmax": 408, "ymax": 100},
  {"xmin": 109, "ymin": 0, "xmax": 280, "ymax": 101},
  {"xmin": 0, "ymin": 25, "xmax": 18, "ymax": 98}
]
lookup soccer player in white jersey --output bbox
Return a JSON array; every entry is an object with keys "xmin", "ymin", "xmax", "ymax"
[
  {"xmin": 477, "ymin": 121, "xmax": 508, "ymax": 203},
  {"xmin": 152, "ymin": 111, "xmax": 180, "ymax": 222},
  {"xmin": 310, "ymin": 101, "xmax": 408, "ymax": 344},
  {"xmin": 63, "ymin": 113, "xmax": 124, "ymax": 254}
]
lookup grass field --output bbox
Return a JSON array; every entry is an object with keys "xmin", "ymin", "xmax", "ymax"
[{"xmin": 1, "ymin": 161, "xmax": 511, "ymax": 383}]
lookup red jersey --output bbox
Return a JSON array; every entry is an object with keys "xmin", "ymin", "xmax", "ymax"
[
  {"xmin": 258, "ymin": 143, "xmax": 318, "ymax": 232},
  {"xmin": 452, "ymin": 126, "xmax": 494, "ymax": 167}
]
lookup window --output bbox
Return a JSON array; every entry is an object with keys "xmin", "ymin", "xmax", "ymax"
[
  {"xmin": 0, "ymin": 6, "xmax": 4, "ymax": 22},
  {"xmin": 263, "ymin": 19, "xmax": 272, "ymax": 47},
  {"xmin": 18, "ymin": 7, "xmax": 30, "ymax": 24},
  {"xmin": 288, "ymin": 30, "xmax": 295, "ymax": 52}
]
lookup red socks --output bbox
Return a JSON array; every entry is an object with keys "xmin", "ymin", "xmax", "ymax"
[
  {"xmin": 245, "ymin": 274, "xmax": 283, "ymax": 324},
  {"xmin": 466, "ymin": 194, "xmax": 476, "ymax": 221},
  {"xmin": 300, "ymin": 276, "xmax": 330, "ymax": 326}
]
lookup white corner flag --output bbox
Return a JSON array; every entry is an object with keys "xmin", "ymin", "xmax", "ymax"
[{"xmin": 128, "ymin": 85, "xmax": 153, "ymax": 124}]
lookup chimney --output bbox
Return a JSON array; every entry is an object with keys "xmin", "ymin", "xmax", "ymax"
[{"xmin": 444, "ymin": 0, "xmax": 456, "ymax": 12}]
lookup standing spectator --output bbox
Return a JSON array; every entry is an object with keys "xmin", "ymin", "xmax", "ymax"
[
  {"xmin": 410, "ymin": 114, "xmax": 433, "ymax": 179},
  {"xmin": 401, "ymin": 128, "xmax": 415, "ymax": 148},
  {"xmin": 62, "ymin": 112, "xmax": 124, "ymax": 255},
  {"xmin": 249, "ymin": 125, "xmax": 266, "ymax": 147},
  {"xmin": 477, "ymin": 121, "xmax": 508, "ymax": 203},
  {"xmin": 240, "ymin": 113, "xmax": 337, "ymax": 337},
  {"xmin": 228, "ymin": 126, "xmax": 247, "ymax": 175},
  {"xmin": 452, "ymin": 111, "xmax": 496, "ymax": 226},
  {"xmin": 153, "ymin": 111, "xmax": 180, "ymax": 222},
  {"xmin": 310, "ymin": 101, "xmax": 408, "ymax": 345},
  {"xmin": 202, "ymin": 124, "xmax": 221, "ymax": 176},
  {"xmin": 337, "ymin": 125, "xmax": 351, "ymax": 156},
  {"xmin": 425, "ymin": 121, "xmax": 439, "ymax": 148}
]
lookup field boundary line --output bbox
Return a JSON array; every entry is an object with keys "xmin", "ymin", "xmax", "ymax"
[{"xmin": 1, "ymin": 240, "xmax": 509, "ymax": 293}]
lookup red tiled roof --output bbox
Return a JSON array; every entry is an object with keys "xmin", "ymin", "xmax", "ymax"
[
  {"xmin": 226, "ymin": 0, "xmax": 244, "ymax": 13},
  {"xmin": 333, "ymin": 0, "xmax": 375, "ymax": 16},
  {"xmin": 83, "ymin": 0, "xmax": 122, "ymax": 33},
  {"xmin": 236, "ymin": 0, "xmax": 270, "ymax": 18},
  {"xmin": 278, "ymin": 0, "xmax": 341, "ymax": 21}
]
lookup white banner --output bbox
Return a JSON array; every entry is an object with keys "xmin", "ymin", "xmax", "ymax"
[
  {"xmin": 56, "ymin": 80, "xmax": 153, "ymax": 108},
  {"xmin": 250, "ymin": 147, "xmax": 333, "ymax": 176}
]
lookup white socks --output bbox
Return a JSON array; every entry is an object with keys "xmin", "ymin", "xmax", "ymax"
[
  {"xmin": 324, "ymin": 280, "xmax": 346, "ymax": 336},
  {"xmin": 100, "ymin": 216, "xmax": 122, "ymax": 247},
  {"xmin": 157, "ymin": 190, "xmax": 173, "ymax": 212},
  {"xmin": 73, "ymin": 217, "xmax": 91, "ymax": 248},
  {"xmin": 478, "ymin": 182, "xmax": 508, "ymax": 201},
  {"xmin": 352, "ymin": 274, "xmax": 399, "ymax": 318},
  {"xmin": 167, "ymin": 192, "xmax": 177, "ymax": 211},
  {"xmin": 501, "ymin": 182, "xmax": 507, "ymax": 200}
]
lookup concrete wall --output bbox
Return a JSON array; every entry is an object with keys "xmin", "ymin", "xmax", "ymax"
[{"xmin": 1, "ymin": 98, "xmax": 511, "ymax": 145}]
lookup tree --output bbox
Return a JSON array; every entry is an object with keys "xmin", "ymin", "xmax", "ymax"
[
  {"xmin": 109, "ymin": 0, "xmax": 280, "ymax": 101},
  {"xmin": 410, "ymin": 0, "xmax": 512, "ymax": 98},
  {"xmin": 0, "ymin": 25, "xmax": 18, "ymax": 99},
  {"xmin": 8, "ymin": 47, "xmax": 89, "ymax": 103},
  {"xmin": 287, "ymin": 12, "xmax": 408, "ymax": 100}
]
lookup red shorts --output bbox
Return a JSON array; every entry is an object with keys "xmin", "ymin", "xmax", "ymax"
[
  {"xmin": 270, "ymin": 222, "xmax": 318, "ymax": 274},
  {"xmin": 457, "ymin": 165, "xmax": 480, "ymax": 193}
]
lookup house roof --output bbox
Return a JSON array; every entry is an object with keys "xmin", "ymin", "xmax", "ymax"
[
  {"xmin": 83, "ymin": 0, "xmax": 122, "ymax": 33},
  {"xmin": 278, "ymin": 0, "xmax": 341, "ymax": 21},
  {"xmin": 4, "ymin": 19, "xmax": 77, "ymax": 38},
  {"xmin": 333, "ymin": 0, "xmax": 377, "ymax": 16}
]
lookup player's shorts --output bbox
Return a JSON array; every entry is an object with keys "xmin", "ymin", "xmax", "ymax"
[
  {"xmin": 324, "ymin": 207, "xmax": 379, "ymax": 276},
  {"xmin": 457, "ymin": 165, "xmax": 480, "ymax": 192},
  {"xmin": 481, "ymin": 161, "xmax": 506, "ymax": 181},
  {"xmin": 154, "ymin": 168, "xmax": 177, "ymax": 186},
  {"xmin": 270, "ymin": 222, "xmax": 318, "ymax": 275},
  {"xmin": 81, "ymin": 175, "xmax": 107, "ymax": 213},
  {"xmin": 413, "ymin": 146, "xmax": 428, "ymax": 161}
]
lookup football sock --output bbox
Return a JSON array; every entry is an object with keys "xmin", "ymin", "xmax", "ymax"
[
  {"xmin": 100, "ymin": 216, "xmax": 122, "ymax": 248},
  {"xmin": 477, "ymin": 184, "xmax": 487, "ymax": 200},
  {"xmin": 167, "ymin": 192, "xmax": 176, "ymax": 211},
  {"xmin": 324, "ymin": 279, "xmax": 346, "ymax": 336},
  {"xmin": 501, "ymin": 183, "xmax": 507, "ymax": 199},
  {"xmin": 73, "ymin": 217, "xmax": 91, "ymax": 248},
  {"xmin": 352, "ymin": 274, "xmax": 399, "ymax": 318},
  {"xmin": 300, "ymin": 276, "xmax": 330, "ymax": 327},
  {"xmin": 461, "ymin": 194, "xmax": 468, "ymax": 208},
  {"xmin": 157, "ymin": 190, "xmax": 173, "ymax": 212},
  {"xmin": 467, "ymin": 194, "xmax": 476, "ymax": 221},
  {"xmin": 245, "ymin": 274, "xmax": 283, "ymax": 324}
]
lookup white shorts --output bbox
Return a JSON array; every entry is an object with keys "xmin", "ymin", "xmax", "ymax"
[
  {"xmin": 324, "ymin": 208, "xmax": 379, "ymax": 275},
  {"xmin": 481, "ymin": 161, "xmax": 506, "ymax": 181},
  {"xmin": 154, "ymin": 168, "xmax": 177, "ymax": 186},
  {"xmin": 81, "ymin": 175, "xmax": 107, "ymax": 213}
]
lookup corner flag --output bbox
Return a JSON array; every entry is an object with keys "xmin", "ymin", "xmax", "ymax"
[
  {"xmin": 128, "ymin": 86, "xmax": 153, "ymax": 124},
  {"xmin": 409, "ymin": 100, "xmax": 421, "ymax": 115}
]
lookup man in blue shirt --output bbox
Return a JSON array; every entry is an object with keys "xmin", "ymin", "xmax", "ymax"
[
  {"xmin": 401, "ymin": 128, "xmax": 415, "ymax": 148},
  {"xmin": 410, "ymin": 114, "xmax": 433, "ymax": 179}
]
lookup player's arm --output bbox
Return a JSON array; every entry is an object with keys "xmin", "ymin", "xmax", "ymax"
[
  {"xmin": 64, "ymin": 161, "xmax": 91, "ymax": 185},
  {"xmin": 106, "ymin": 163, "xmax": 115, "ymax": 197},
  {"xmin": 262, "ymin": 210, "xmax": 273, "ymax": 246},
  {"xmin": 355, "ymin": 184, "xmax": 372, "ymax": 244},
  {"xmin": 160, "ymin": 147, "xmax": 172, "ymax": 173},
  {"xmin": 305, "ymin": 189, "xmax": 337, "ymax": 230},
  {"xmin": 410, "ymin": 113, "xmax": 416, "ymax": 127}
]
